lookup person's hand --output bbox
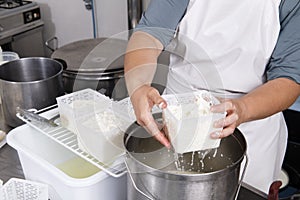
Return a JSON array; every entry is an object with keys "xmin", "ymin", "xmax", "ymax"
[
  {"xmin": 210, "ymin": 98, "xmax": 246, "ymax": 138},
  {"xmin": 130, "ymin": 85, "xmax": 171, "ymax": 148}
]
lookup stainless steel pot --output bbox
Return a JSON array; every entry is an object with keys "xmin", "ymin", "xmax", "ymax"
[
  {"xmin": 0, "ymin": 57, "xmax": 64, "ymax": 127},
  {"xmin": 51, "ymin": 38, "xmax": 128, "ymax": 100},
  {"xmin": 124, "ymin": 115, "xmax": 247, "ymax": 200},
  {"xmin": 62, "ymin": 66, "xmax": 126, "ymax": 100}
]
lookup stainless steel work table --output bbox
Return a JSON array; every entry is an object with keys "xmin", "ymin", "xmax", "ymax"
[{"xmin": 0, "ymin": 105, "xmax": 25, "ymax": 183}]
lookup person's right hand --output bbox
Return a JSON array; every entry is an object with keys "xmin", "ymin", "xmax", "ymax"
[{"xmin": 130, "ymin": 85, "xmax": 171, "ymax": 148}]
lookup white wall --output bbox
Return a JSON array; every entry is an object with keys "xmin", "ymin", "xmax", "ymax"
[
  {"xmin": 35, "ymin": 0, "xmax": 129, "ymax": 57},
  {"xmin": 94, "ymin": 0, "xmax": 128, "ymax": 38}
]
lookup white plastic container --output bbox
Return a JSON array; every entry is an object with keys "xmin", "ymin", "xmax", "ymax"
[
  {"xmin": 0, "ymin": 51, "xmax": 19, "ymax": 65},
  {"xmin": 76, "ymin": 109, "xmax": 125, "ymax": 164},
  {"xmin": 162, "ymin": 91, "xmax": 226, "ymax": 154},
  {"xmin": 57, "ymin": 89, "xmax": 126, "ymax": 164},
  {"xmin": 7, "ymin": 125, "xmax": 127, "ymax": 200},
  {"xmin": 56, "ymin": 88, "xmax": 111, "ymax": 134}
]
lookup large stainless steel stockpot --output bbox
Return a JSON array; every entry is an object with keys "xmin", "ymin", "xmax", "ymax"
[
  {"xmin": 124, "ymin": 114, "xmax": 247, "ymax": 200},
  {"xmin": 51, "ymin": 38, "xmax": 128, "ymax": 100},
  {"xmin": 0, "ymin": 57, "xmax": 64, "ymax": 127}
]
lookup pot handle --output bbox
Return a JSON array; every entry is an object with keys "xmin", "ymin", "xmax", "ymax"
[
  {"xmin": 125, "ymin": 155, "xmax": 155, "ymax": 200},
  {"xmin": 53, "ymin": 58, "xmax": 68, "ymax": 70},
  {"xmin": 45, "ymin": 36, "xmax": 58, "ymax": 52},
  {"xmin": 234, "ymin": 154, "xmax": 249, "ymax": 200}
]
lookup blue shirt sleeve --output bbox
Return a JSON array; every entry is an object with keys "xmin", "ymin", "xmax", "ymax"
[
  {"xmin": 266, "ymin": 1, "xmax": 300, "ymax": 84},
  {"xmin": 135, "ymin": 0, "xmax": 190, "ymax": 47}
]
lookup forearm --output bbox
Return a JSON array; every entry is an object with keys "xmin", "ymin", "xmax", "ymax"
[
  {"xmin": 239, "ymin": 78, "xmax": 300, "ymax": 123},
  {"xmin": 124, "ymin": 31, "xmax": 170, "ymax": 147},
  {"xmin": 124, "ymin": 31, "xmax": 163, "ymax": 96}
]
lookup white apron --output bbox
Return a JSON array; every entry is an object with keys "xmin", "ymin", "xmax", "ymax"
[{"xmin": 164, "ymin": 0, "xmax": 287, "ymax": 194}]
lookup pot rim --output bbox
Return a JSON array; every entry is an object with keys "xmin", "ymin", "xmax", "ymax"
[
  {"xmin": 63, "ymin": 68, "xmax": 124, "ymax": 76},
  {"xmin": 64, "ymin": 66, "xmax": 124, "ymax": 74},
  {"xmin": 0, "ymin": 57, "xmax": 63, "ymax": 84},
  {"xmin": 63, "ymin": 72, "xmax": 124, "ymax": 81}
]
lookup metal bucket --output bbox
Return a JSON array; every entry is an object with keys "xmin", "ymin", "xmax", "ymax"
[
  {"xmin": 124, "ymin": 115, "xmax": 247, "ymax": 200},
  {"xmin": 0, "ymin": 57, "xmax": 64, "ymax": 127}
]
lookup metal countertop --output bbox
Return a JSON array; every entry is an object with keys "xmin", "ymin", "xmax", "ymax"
[{"xmin": 0, "ymin": 104, "xmax": 25, "ymax": 183}]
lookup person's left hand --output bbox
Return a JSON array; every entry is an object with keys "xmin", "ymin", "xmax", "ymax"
[{"xmin": 209, "ymin": 98, "xmax": 246, "ymax": 139}]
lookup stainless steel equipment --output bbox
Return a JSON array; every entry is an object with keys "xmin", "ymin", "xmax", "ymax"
[
  {"xmin": 124, "ymin": 114, "xmax": 247, "ymax": 200},
  {"xmin": 0, "ymin": 0, "xmax": 45, "ymax": 57},
  {"xmin": 51, "ymin": 37, "xmax": 128, "ymax": 100},
  {"xmin": 127, "ymin": 0, "xmax": 150, "ymax": 30},
  {"xmin": 127, "ymin": 0, "xmax": 142, "ymax": 30},
  {"xmin": 0, "ymin": 57, "xmax": 64, "ymax": 127}
]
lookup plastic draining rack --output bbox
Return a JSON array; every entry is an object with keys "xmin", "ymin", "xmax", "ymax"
[{"xmin": 16, "ymin": 105, "xmax": 126, "ymax": 178}]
